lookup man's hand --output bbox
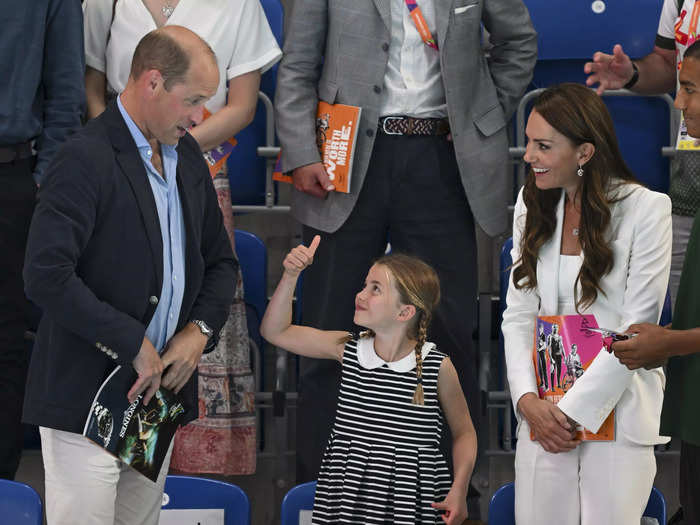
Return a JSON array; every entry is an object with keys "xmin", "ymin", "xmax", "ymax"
[
  {"xmin": 612, "ymin": 323, "xmax": 671, "ymax": 370},
  {"xmin": 518, "ymin": 393, "xmax": 580, "ymax": 453},
  {"xmin": 292, "ymin": 162, "xmax": 335, "ymax": 198},
  {"xmin": 584, "ymin": 44, "xmax": 635, "ymax": 95},
  {"xmin": 160, "ymin": 322, "xmax": 209, "ymax": 393},
  {"xmin": 129, "ymin": 336, "xmax": 163, "ymax": 405}
]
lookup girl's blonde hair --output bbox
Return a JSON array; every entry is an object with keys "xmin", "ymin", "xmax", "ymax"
[{"xmin": 342, "ymin": 254, "xmax": 441, "ymax": 405}]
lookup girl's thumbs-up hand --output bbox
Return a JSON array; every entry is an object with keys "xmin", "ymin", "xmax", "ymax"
[{"xmin": 283, "ymin": 235, "xmax": 321, "ymax": 277}]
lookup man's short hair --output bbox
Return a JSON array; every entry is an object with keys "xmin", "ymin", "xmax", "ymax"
[
  {"xmin": 686, "ymin": 39, "xmax": 700, "ymax": 61},
  {"xmin": 130, "ymin": 31, "xmax": 190, "ymax": 90}
]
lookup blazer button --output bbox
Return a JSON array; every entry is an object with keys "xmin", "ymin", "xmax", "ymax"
[
  {"xmin": 382, "ymin": 42, "xmax": 389, "ymax": 52},
  {"xmin": 373, "ymin": 85, "xmax": 381, "ymax": 94},
  {"xmin": 149, "ymin": 296, "xmax": 159, "ymax": 305},
  {"xmin": 366, "ymin": 129, "xmax": 374, "ymax": 138}
]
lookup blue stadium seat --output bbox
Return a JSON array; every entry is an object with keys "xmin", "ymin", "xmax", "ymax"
[
  {"xmin": 160, "ymin": 475, "xmax": 250, "ymax": 525},
  {"xmin": 234, "ymin": 230, "xmax": 268, "ymax": 349},
  {"xmin": 280, "ymin": 481, "xmax": 316, "ymax": 525},
  {"xmin": 233, "ymin": 230, "xmax": 268, "ymax": 393},
  {"xmin": 645, "ymin": 486, "xmax": 667, "ymax": 525},
  {"xmin": 0, "ymin": 479, "xmax": 42, "ymax": 525},
  {"xmin": 488, "ymin": 482, "xmax": 666, "ymax": 524},
  {"xmin": 520, "ymin": 0, "xmax": 672, "ymax": 193},
  {"xmin": 660, "ymin": 288, "xmax": 673, "ymax": 327},
  {"xmin": 227, "ymin": 0, "xmax": 283, "ymax": 205}
]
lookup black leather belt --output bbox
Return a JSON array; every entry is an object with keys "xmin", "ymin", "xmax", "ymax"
[
  {"xmin": 378, "ymin": 116, "xmax": 450, "ymax": 136},
  {"xmin": 0, "ymin": 142, "xmax": 33, "ymax": 163}
]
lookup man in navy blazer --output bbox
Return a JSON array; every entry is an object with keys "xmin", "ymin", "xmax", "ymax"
[{"xmin": 22, "ymin": 27, "xmax": 236, "ymax": 524}]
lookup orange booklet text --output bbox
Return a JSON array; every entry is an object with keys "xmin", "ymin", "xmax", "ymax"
[{"xmin": 273, "ymin": 101, "xmax": 362, "ymax": 193}]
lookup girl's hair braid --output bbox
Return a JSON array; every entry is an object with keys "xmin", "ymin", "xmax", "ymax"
[{"xmin": 412, "ymin": 312, "xmax": 430, "ymax": 405}]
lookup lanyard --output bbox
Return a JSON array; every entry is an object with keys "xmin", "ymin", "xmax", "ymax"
[{"xmin": 404, "ymin": 0, "xmax": 439, "ymax": 50}]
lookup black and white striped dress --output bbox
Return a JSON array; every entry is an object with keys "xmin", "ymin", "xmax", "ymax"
[{"xmin": 312, "ymin": 337, "xmax": 452, "ymax": 524}]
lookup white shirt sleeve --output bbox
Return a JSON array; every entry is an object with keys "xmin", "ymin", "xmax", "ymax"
[
  {"xmin": 657, "ymin": 0, "xmax": 680, "ymax": 41},
  {"xmin": 83, "ymin": 0, "xmax": 113, "ymax": 73},
  {"xmin": 225, "ymin": 0, "xmax": 282, "ymax": 80}
]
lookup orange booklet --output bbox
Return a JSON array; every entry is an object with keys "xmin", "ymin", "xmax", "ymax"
[
  {"xmin": 531, "ymin": 315, "xmax": 615, "ymax": 441},
  {"xmin": 200, "ymin": 108, "xmax": 237, "ymax": 178},
  {"xmin": 273, "ymin": 101, "xmax": 362, "ymax": 193}
]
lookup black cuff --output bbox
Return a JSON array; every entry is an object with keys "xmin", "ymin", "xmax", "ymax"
[{"xmin": 624, "ymin": 62, "xmax": 640, "ymax": 90}]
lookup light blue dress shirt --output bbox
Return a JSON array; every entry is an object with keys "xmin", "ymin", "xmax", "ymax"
[{"xmin": 117, "ymin": 96, "xmax": 186, "ymax": 353}]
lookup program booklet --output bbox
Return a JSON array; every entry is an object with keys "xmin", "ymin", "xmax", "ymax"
[
  {"xmin": 677, "ymin": 115, "xmax": 700, "ymax": 150},
  {"xmin": 533, "ymin": 315, "xmax": 615, "ymax": 441},
  {"xmin": 83, "ymin": 365, "xmax": 186, "ymax": 482},
  {"xmin": 201, "ymin": 108, "xmax": 238, "ymax": 177},
  {"xmin": 273, "ymin": 101, "xmax": 362, "ymax": 193}
]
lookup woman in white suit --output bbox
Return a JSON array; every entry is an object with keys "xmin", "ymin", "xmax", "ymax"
[{"xmin": 502, "ymin": 83, "xmax": 671, "ymax": 525}]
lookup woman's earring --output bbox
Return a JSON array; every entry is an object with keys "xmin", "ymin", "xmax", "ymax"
[{"xmin": 577, "ymin": 165, "xmax": 584, "ymax": 177}]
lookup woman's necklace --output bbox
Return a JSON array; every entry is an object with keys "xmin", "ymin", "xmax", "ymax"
[{"xmin": 162, "ymin": 1, "xmax": 175, "ymax": 18}]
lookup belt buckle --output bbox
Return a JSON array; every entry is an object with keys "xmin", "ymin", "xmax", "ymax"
[{"xmin": 381, "ymin": 116, "xmax": 404, "ymax": 135}]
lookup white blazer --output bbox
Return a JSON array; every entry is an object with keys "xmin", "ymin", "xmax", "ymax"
[{"xmin": 502, "ymin": 183, "xmax": 672, "ymax": 445}]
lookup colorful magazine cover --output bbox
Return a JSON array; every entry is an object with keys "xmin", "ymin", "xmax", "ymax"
[
  {"xmin": 83, "ymin": 365, "xmax": 186, "ymax": 482},
  {"xmin": 532, "ymin": 315, "xmax": 615, "ymax": 441},
  {"xmin": 677, "ymin": 115, "xmax": 700, "ymax": 151},
  {"xmin": 201, "ymin": 108, "xmax": 237, "ymax": 177},
  {"xmin": 273, "ymin": 101, "xmax": 362, "ymax": 193}
]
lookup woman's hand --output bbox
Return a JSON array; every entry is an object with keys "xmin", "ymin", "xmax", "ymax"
[
  {"xmin": 518, "ymin": 393, "xmax": 580, "ymax": 453},
  {"xmin": 431, "ymin": 486, "xmax": 467, "ymax": 525},
  {"xmin": 282, "ymin": 235, "xmax": 320, "ymax": 277}
]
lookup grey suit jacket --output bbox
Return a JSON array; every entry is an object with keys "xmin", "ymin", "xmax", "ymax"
[{"xmin": 275, "ymin": 0, "xmax": 537, "ymax": 236}]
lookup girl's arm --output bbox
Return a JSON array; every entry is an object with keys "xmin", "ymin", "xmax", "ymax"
[
  {"xmin": 431, "ymin": 357, "xmax": 477, "ymax": 524},
  {"xmin": 260, "ymin": 236, "xmax": 345, "ymax": 361},
  {"xmin": 189, "ymin": 70, "xmax": 261, "ymax": 152},
  {"xmin": 85, "ymin": 66, "xmax": 108, "ymax": 119}
]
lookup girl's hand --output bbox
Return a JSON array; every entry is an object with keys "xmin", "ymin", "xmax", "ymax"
[
  {"xmin": 517, "ymin": 393, "xmax": 580, "ymax": 453},
  {"xmin": 431, "ymin": 487, "xmax": 467, "ymax": 524},
  {"xmin": 282, "ymin": 235, "xmax": 320, "ymax": 277}
]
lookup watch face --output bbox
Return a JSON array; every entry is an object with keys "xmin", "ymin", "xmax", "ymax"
[{"xmin": 195, "ymin": 320, "xmax": 213, "ymax": 336}]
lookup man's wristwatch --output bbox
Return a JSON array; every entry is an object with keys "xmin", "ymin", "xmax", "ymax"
[
  {"xmin": 191, "ymin": 319, "xmax": 214, "ymax": 339},
  {"xmin": 623, "ymin": 62, "xmax": 639, "ymax": 90}
]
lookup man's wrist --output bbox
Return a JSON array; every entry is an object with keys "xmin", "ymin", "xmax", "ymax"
[
  {"xmin": 189, "ymin": 319, "xmax": 215, "ymax": 349},
  {"xmin": 623, "ymin": 62, "xmax": 639, "ymax": 89}
]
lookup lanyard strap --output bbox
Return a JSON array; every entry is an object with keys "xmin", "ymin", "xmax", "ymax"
[{"xmin": 404, "ymin": 0, "xmax": 439, "ymax": 50}]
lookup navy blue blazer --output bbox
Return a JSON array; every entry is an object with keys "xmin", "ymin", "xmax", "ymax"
[{"xmin": 22, "ymin": 101, "xmax": 237, "ymax": 433}]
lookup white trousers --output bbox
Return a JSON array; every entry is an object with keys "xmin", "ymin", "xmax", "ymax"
[
  {"xmin": 40, "ymin": 427, "xmax": 173, "ymax": 525},
  {"xmin": 514, "ymin": 421, "xmax": 656, "ymax": 525}
]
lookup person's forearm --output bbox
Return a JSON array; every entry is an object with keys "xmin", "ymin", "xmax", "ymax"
[
  {"xmin": 450, "ymin": 431, "xmax": 477, "ymax": 495},
  {"xmin": 667, "ymin": 328, "xmax": 700, "ymax": 357},
  {"xmin": 189, "ymin": 103, "xmax": 255, "ymax": 152},
  {"xmin": 260, "ymin": 272, "xmax": 298, "ymax": 342},
  {"xmin": 190, "ymin": 70, "xmax": 260, "ymax": 152},
  {"xmin": 85, "ymin": 66, "xmax": 108, "ymax": 119},
  {"xmin": 632, "ymin": 52, "xmax": 677, "ymax": 94}
]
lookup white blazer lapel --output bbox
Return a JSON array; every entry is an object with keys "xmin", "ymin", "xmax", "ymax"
[{"xmin": 537, "ymin": 190, "xmax": 566, "ymax": 315}]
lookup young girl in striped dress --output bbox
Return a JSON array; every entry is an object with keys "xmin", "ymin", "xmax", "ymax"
[{"xmin": 261, "ymin": 236, "xmax": 478, "ymax": 524}]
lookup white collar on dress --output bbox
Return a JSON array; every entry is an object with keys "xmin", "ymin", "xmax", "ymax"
[{"xmin": 356, "ymin": 337, "xmax": 436, "ymax": 372}]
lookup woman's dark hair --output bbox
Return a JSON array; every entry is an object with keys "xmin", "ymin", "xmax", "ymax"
[{"xmin": 512, "ymin": 83, "xmax": 638, "ymax": 311}]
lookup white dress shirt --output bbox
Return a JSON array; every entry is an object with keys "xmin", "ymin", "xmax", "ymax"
[{"xmin": 379, "ymin": 0, "xmax": 448, "ymax": 118}]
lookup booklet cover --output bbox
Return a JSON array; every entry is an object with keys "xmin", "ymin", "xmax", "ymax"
[
  {"xmin": 83, "ymin": 365, "xmax": 185, "ymax": 482},
  {"xmin": 532, "ymin": 315, "xmax": 615, "ymax": 441},
  {"xmin": 273, "ymin": 101, "xmax": 362, "ymax": 193},
  {"xmin": 676, "ymin": 115, "xmax": 700, "ymax": 150},
  {"xmin": 201, "ymin": 108, "xmax": 238, "ymax": 177}
]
